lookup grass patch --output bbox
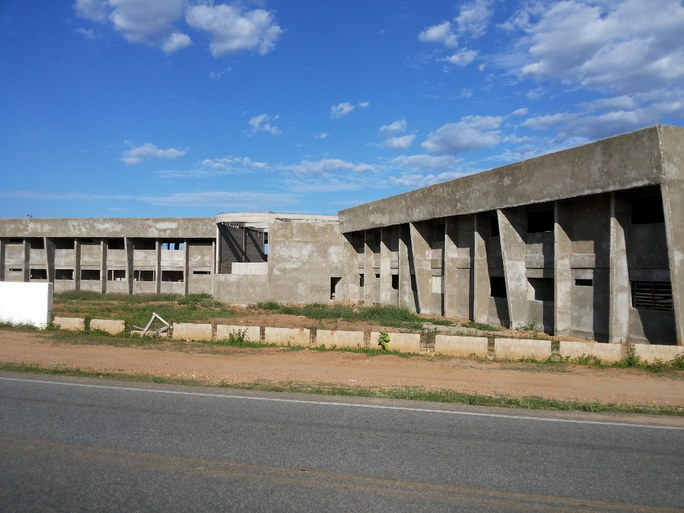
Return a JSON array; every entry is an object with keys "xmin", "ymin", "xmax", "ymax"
[
  {"xmin": 1, "ymin": 362, "xmax": 681, "ymax": 416},
  {"xmin": 253, "ymin": 302, "xmax": 450, "ymax": 330},
  {"xmin": 463, "ymin": 321, "xmax": 502, "ymax": 332}
]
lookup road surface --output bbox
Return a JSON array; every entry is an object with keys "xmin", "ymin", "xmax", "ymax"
[{"xmin": 1, "ymin": 372, "xmax": 682, "ymax": 512}]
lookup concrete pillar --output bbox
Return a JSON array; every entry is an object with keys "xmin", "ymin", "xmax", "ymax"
[
  {"xmin": 100, "ymin": 239, "xmax": 107, "ymax": 293},
  {"xmin": 155, "ymin": 240, "xmax": 161, "ymax": 294},
  {"xmin": 473, "ymin": 214, "xmax": 489, "ymax": 323},
  {"xmin": 554, "ymin": 201, "xmax": 572, "ymax": 336},
  {"xmin": 497, "ymin": 209, "xmax": 527, "ymax": 328},
  {"xmin": 125, "ymin": 237, "xmax": 133, "ymax": 295},
  {"xmin": 408, "ymin": 222, "xmax": 432, "ymax": 314},
  {"xmin": 0, "ymin": 239, "xmax": 5, "ymax": 281},
  {"xmin": 398, "ymin": 225, "xmax": 415, "ymax": 312},
  {"xmin": 44, "ymin": 237, "xmax": 55, "ymax": 284},
  {"xmin": 661, "ymin": 182, "xmax": 684, "ymax": 346},
  {"xmin": 74, "ymin": 240, "xmax": 81, "ymax": 290},
  {"xmin": 22, "ymin": 240, "xmax": 29, "ymax": 282},
  {"xmin": 183, "ymin": 238, "xmax": 190, "ymax": 296},
  {"xmin": 609, "ymin": 192, "xmax": 631, "ymax": 343},
  {"xmin": 444, "ymin": 217, "xmax": 459, "ymax": 318},
  {"xmin": 379, "ymin": 228, "xmax": 392, "ymax": 305}
]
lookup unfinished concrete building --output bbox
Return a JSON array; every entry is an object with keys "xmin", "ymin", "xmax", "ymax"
[{"xmin": 1, "ymin": 125, "xmax": 682, "ymax": 345}]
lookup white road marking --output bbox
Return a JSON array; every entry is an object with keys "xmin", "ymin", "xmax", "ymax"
[{"xmin": 1, "ymin": 375, "xmax": 682, "ymax": 431}]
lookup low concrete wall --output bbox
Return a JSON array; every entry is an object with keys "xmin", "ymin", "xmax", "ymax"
[
  {"xmin": 54, "ymin": 316, "xmax": 85, "ymax": 332},
  {"xmin": 633, "ymin": 344, "xmax": 684, "ymax": 363},
  {"xmin": 173, "ymin": 322, "xmax": 212, "ymax": 341},
  {"xmin": 559, "ymin": 341, "xmax": 623, "ymax": 363},
  {"xmin": 435, "ymin": 335, "xmax": 488, "ymax": 357},
  {"xmin": 90, "ymin": 319, "xmax": 125, "ymax": 335},
  {"xmin": 0, "ymin": 282, "xmax": 52, "ymax": 328},
  {"xmin": 264, "ymin": 327, "xmax": 311, "ymax": 347},
  {"xmin": 316, "ymin": 329, "xmax": 364, "ymax": 348},
  {"xmin": 216, "ymin": 324, "xmax": 261, "ymax": 342},
  {"xmin": 370, "ymin": 331, "xmax": 421, "ymax": 353},
  {"xmin": 494, "ymin": 338, "xmax": 552, "ymax": 360}
]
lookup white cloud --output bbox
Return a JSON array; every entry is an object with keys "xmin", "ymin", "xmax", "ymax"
[
  {"xmin": 248, "ymin": 114, "xmax": 280, "ymax": 135},
  {"xmin": 418, "ymin": 21, "xmax": 457, "ymax": 47},
  {"xmin": 330, "ymin": 102, "xmax": 355, "ymax": 119},
  {"xmin": 455, "ymin": 0, "xmax": 493, "ymax": 38},
  {"xmin": 380, "ymin": 119, "xmax": 407, "ymax": 135},
  {"xmin": 380, "ymin": 119, "xmax": 415, "ymax": 150},
  {"xmin": 121, "ymin": 142, "xmax": 186, "ymax": 165},
  {"xmin": 385, "ymin": 135, "xmax": 416, "ymax": 150},
  {"xmin": 201, "ymin": 156, "xmax": 267, "ymax": 172},
  {"xmin": 511, "ymin": 107, "xmax": 528, "ymax": 117},
  {"xmin": 185, "ymin": 3, "xmax": 283, "ymax": 56},
  {"xmin": 74, "ymin": 0, "xmax": 282, "ymax": 56},
  {"xmin": 441, "ymin": 48, "xmax": 477, "ymax": 66},
  {"xmin": 358, "ymin": 101, "xmax": 370, "ymax": 109},
  {"xmin": 291, "ymin": 159, "xmax": 375, "ymax": 176},
  {"xmin": 142, "ymin": 191, "xmax": 295, "ymax": 209},
  {"xmin": 314, "ymin": 132, "xmax": 329, "ymax": 140},
  {"xmin": 422, "ymin": 115, "xmax": 503, "ymax": 154},
  {"xmin": 75, "ymin": 28, "xmax": 96, "ymax": 39},
  {"xmin": 391, "ymin": 154, "xmax": 460, "ymax": 171},
  {"xmin": 391, "ymin": 172, "xmax": 463, "ymax": 188}
]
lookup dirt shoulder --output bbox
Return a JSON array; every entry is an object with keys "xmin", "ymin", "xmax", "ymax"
[{"xmin": 1, "ymin": 329, "xmax": 683, "ymax": 411}]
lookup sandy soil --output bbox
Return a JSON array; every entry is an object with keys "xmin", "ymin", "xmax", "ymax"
[{"xmin": 1, "ymin": 330, "xmax": 683, "ymax": 410}]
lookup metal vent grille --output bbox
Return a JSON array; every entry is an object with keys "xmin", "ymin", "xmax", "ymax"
[{"xmin": 631, "ymin": 281, "xmax": 673, "ymax": 311}]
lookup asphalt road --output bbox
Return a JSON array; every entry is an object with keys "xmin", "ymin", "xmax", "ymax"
[{"xmin": 0, "ymin": 372, "xmax": 682, "ymax": 513}]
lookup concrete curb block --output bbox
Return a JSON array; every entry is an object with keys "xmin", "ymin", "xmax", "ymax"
[
  {"xmin": 264, "ymin": 327, "xmax": 311, "ymax": 347},
  {"xmin": 90, "ymin": 319, "xmax": 125, "ymax": 335},
  {"xmin": 494, "ymin": 338, "xmax": 552, "ymax": 360},
  {"xmin": 559, "ymin": 341, "xmax": 623, "ymax": 363},
  {"xmin": 633, "ymin": 344, "xmax": 684, "ymax": 363},
  {"xmin": 370, "ymin": 331, "xmax": 421, "ymax": 353},
  {"xmin": 172, "ymin": 322, "xmax": 212, "ymax": 341},
  {"xmin": 435, "ymin": 335, "xmax": 488, "ymax": 357},
  {"xmin": 53, "ymin": 316, "xmax": 85, "ymax": 332},
  {"xmin": 216, "ymin": 325, "xmax": 261, "ymax": 342},
  {"xmin": 316, "ymin": 329, "xmax": 364, "ymax": 348}
]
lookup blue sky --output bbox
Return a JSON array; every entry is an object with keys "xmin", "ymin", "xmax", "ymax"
[{"xmin": 1, "ymin": 0, "xmax": 683, "ymax": 219}]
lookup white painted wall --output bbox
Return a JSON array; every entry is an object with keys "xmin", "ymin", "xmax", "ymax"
[{"xmin": 0, "ymin": 282, "xmax": 53, "ymax": 328}]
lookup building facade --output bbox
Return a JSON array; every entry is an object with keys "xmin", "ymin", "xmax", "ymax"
[{"xmin": 1, "ymin": 126, "xmax": 682, "ymax": 345}]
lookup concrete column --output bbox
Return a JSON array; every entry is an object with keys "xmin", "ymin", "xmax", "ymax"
[
  {"xmin": 473, "ymin": 214, "xmax": 489, "ymax": 323},
  {"xmin": 0, "ymin": 239, "xmax": 5, "ymax": 281},
  {"xmin": 398, "ymin": 225, "xmax": 415, "ymax": 312},
  {"xmin": 379, "ymin": 228, "xmax": 392, "ymax": 305},
  {"xmin": 100, "ymin": 240, "xmax": 107, "ymax": 293},
  {"xmin": 444, "ymin": 217, "xmax": 459, "ymax": 318},
  {"xmin": 155, "ymin": 240, "xmax": 161, "ymax": 294},
  {"xmin": 661, "ymin": 182, "xmax": 684, "ymax": 346},
  {"xmin": 74, "ymin": 240, "xmax": 81, "ymax": 291},
  {"xmin": 183, "ymin": 238, "xmax": 190, "ymax": 296},
  {"xmin": 22, "ymin": 240, "xmax": 29, "ymax": 282},
  {"xmin": 125, "ymin": 237, "xmax": 133, "ymax": 295},
  {"xmin": 408, "ymin": 222, "xmax": 432, "ymax": 314},
  {"xmin": 609, "ymin": 192, "xmax": 631, "ymax": 344},
  {"xmin": 497, "ymin": 209, "xmax": 527, "ymax": 328},
  {"xmin": 554, "ymin": 201, "xmax": 572, "ymax": 336},
  {"xmin": 44, "ymin": 237, "xmax": 55, "ymax": 284},
  {"xmin": 363, "ymin": 231, "xmax": 372, "ymax": 304}
]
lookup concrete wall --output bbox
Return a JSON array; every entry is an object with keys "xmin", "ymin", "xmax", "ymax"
[
  {"xmin": 264, "ymin": 327, "xmax": 311, "ymax": 347},
  {"xmin": 216, "ymin": 324, "xmax": 261, "ymax": 342},
  {"xmin": 370, "ymin": 331, "xmax": 421, "ymax": 353},
  {"xmin": 316, "ymin": 329, "xmax": 364, "ymax": 348},
  {"xmin": 90, "ymin": 319, "xmax": 126, "ymax": 335},
  {"xmin": 435, "ymin": 335, "xmax": 488, "ymax": 357},
  {"xmin": 0, "ymin": 282, "xmax": 52, "ymax": 328}
]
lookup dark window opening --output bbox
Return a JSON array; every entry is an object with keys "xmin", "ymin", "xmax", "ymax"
[
  {"xmin": 490, "ymin": 218, "xmax": 500, "ymax": 237},
  {"xmin": 108, "ymin": 269, "xmax": 126, "ymax": 281},
  {"xmin": 631, "ymin": 195, "xmax": 664, "ymax": 224},
  {"xmin": 54, "ymin": 239, "xmax": 74, "ymax": 250},
  {"xmin": 9, "ymin": 268, "xmax": 22, "ymax": 273},
  {"xmin": 162, "ymin": 270, "xmax": 184, "ymax": 282},
  {"xmin": 575, "ymin": 279, "xmax": 593, "ymax": 287},
  {"xmin": 330, "ymin": 277, "xmax": 342, "ymax": 299},
  {"xmin": 134, "ymin": 270, "xmax": 155, "ymax": 281},
  {"xmin": 79, "ymin": 238, "xmax": 97, "ymax": 245},
  {"xmin": 28, "ymin": 238, "xmax": 44, "ymax": 249},
  {"xmin": 632, "ymin": 281, "xmax": 673, "ymax": 311},
  {"xmin": 55, "ymin": 269, "xmax": 74, "ymax": 280},
  {"xmin": 490, "ymin": 276, "xmax": 507, "ymax": 298},
  {"xmin": 133, "ymin": 239, "xmax": 156, "ymax": 250},
  {"xmin": 375, "ymin": 273, "xmax": 380, "ymax": 279},
  {"xmin": 29, "ymin": 268, "xmax": 47, "ymax": 280},
  {"xmin": 359, "ymin": 274, "xmax": 364, "ymax": 287},
  {"xmin": 81, "ymin": 269, "xmax": 101, "ymax": 281},
  {"xmin": 527, "ymin": 210, "xmax": 554, "ymax": 233},
  {"xmin": 161, "ymin": 241, "xmax": 184, "ymax": 251},
  {"xmin": 528, "ymin": 278, "xmax": 554, "ymax": 302},
  {"xmin": 391, "ymin": 274, "xmax": 399, "ymax": 290},
  {"xmin": 9, "ymin": 238, "xmax": 22, "ymax": 244},
  {"xmin": 107, "ymin": 238, "xmax": 125, "ymax": 250},
  {"xmin": 192, "ymin": 270, "xmax": 211, "ymax": 275},
  {"xmin": 188, "ymin": 239, "xmax": 213, "ymax": 246}
]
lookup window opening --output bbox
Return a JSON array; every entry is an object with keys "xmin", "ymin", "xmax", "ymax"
[
  {"xmin": 631, "ymin": 195, "xmax": 664, "ymax": 224},
  {"xmin": 134, "ymin": 270, "xmax": 155, "ymax": 281},
  {"xmin": 55, "ymin": 269, "xmax": 74, "ymax": 280},
  {"xmin": 107, "ymin": 269, "xmax": 126, "ymax": 281},
  {"xmin": 55, "ymin": 239, "xmax": 74, "ymax": 250},
  {"xmin": 359, "ymin": 274, "xmax": 364, "ymax": 287},
  {"xmin": 528, "ymin": 278, "xmax": 554, "ymax": 302},
  {"xmin": 162, "ymin": 270, "xmax": 184, "ymax": 282},
  {"xmin": 29, "ymin": 238, "xmax": 45, "ymax": 249},
  {"xmin": 192, "ymin": 270, "xmax": 211, "ymax": 275},
  {"xmin": 575, "ymin": 279, "xmax": 593, "ymax": 287},
  {"xmin": 29, "ymin": 268, "xmax": 47, "ymax": 280},
  {"xmin": 81, "ymin": 269, "xmax": 101, "ymax": 281},
  {"xmin": 133, "ymin": 239, "xmax": 155, "ymax": 250},
  {"xmin": 391, "ymin": 274, "xmax": 399, "ymax": 290},
  {"xmin": 527, "ymin": 210, "xmax": 554, "ymax": 233},
  {"xmin": 489, "ymin": 276, "xmax": 506, "ymax": 298},
  {"xmin": 330, "ymin": 277, "xmax": 342, "ymax": 299},
  {"xmin": 631, "ymin": 281, "xmax": 673, "ymax": 311},
  {"xmin": 108, "ymin": 238, "xmax": 125, "ymax": 250}
]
